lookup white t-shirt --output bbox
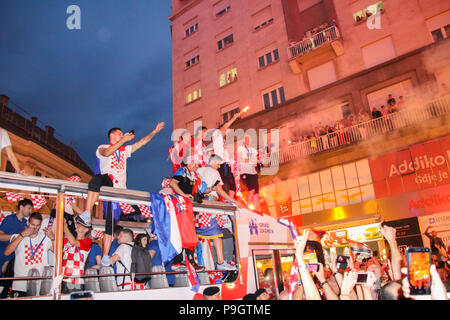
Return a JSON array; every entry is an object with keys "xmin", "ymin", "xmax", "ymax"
[
  {"xmin": 212, "ymin": 130, "xmax": 231, "ymax": 163},
  {"xmin": 237, "ymin": 145, "xmax": 258, "ymax": 175},
  {"xmin": 113, "ymin": 242, "xmax": 133, "ymax": 288},
  {"xmin": 11, "ymin": 231, "xmax": 53, "ymax": 292},
  {"xmin": 197, "ymin": 166, "xmax": 223, "ymax": 198},
  {"xmin": 95, "ymin": 144, "xmax": 132, "ymax": 188}
]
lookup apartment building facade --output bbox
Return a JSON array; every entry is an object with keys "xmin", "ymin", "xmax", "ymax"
[{"xmin": 170, "ymin": 1, "xmax": 450, "ymax": 255}]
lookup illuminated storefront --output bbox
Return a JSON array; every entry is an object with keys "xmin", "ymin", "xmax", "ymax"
[{"xmin": 260, "ymin": 135, "xmax": 450, "ymax": 252}]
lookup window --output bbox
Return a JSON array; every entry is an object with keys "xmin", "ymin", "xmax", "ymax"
[
  {"xmin": 431, "ymin": 29, "xmax": 444, "ymax": 43},
  {"xmin": 252, "ymin": 6, "xmax": 273, "ymax": 32},
  {"xmin": 262, "ymin": 86, "xmax": 286, "ymax": 109},
  {"xmin": 185, "ymin": 22, "xmax": 198, "ymax": 38},
  {"xmin": 258, "ymin": 49, "xmax": 279, "ymax": 69},
  {"xmin": 185, "ymin": 82, "xmax": 202, "ymax": 104},
  {"xmin": 361, "ymin": 36, "xmax": 396, "ymax": 69},
  {"xmin": 217, "ymin": 34, "xmax": 234, "ymax": 51},
  {"xmin": 214, "ymin": 0, "xmax": 231, "ymax": 17},
  {"xmin": 222, "ymin": 107, "xmax": 240, "ymax": 123},
  {"xmin": 219, "ymin": 66, "xmax": 238, "ymax": 87},
  {"xmin": 426, "ymin": 11, "xmax": 450, "ymax": 42},
  {"xmin": 307, "ymin": 61, "xmax": 337, "ymax": 90},
  {"xmin": 352, "ymin": 1, "xmax": 384, "ymax": 23},
  {"xmin": 185, "ymin": 55, "xmax": 200, "ymax": 69},
  {"xmin": 297, "ymin": 0, "xmax": 322, "ymax": 12}
]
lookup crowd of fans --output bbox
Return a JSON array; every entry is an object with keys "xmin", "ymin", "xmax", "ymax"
[{"xmin": 198, "ymin": 225, "xmax": 449, "ymax": 301}]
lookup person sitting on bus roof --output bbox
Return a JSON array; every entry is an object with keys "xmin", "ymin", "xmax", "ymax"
[
  {"xmin": 195, "ymin": 155, "xmax": 241, "ymax": 271},
  {"xmin": 4, "ymin": 212, "xmax": 54, "ymax": 298},
  {"xmin": 81, "ymin": 123, "xmax": 164, "ymax": 263},
  {"xmin": 169, "ymin": 155, "xmax": 206, "ymax": 271}
]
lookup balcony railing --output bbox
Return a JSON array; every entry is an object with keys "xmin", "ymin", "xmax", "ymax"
[
  {"xmin": 261, "ymin": 95, "xmax": 450, "ymax": 166},
  {"xmin": 287, "ymin": 25, "xmax": 340, "ymax": 60}
]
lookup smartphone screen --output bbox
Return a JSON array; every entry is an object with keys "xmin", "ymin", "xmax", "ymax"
[
  {"xmin": 356, "ymin": 273, "xmax": 368, "ymax": 284},
  {"xmin": 407, "ymin": 248, "xmax": 431, "ymax": 295},
  {"xmin": 307, "ymin": 264, "xmax": 319, "ymax": 273},
  {"xmin": 336, "ymin": 255, "xmax": 348, "ymax": 271}
]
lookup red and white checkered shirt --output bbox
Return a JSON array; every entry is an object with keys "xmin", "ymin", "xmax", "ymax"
[
  {"xmin": 62, "ymin": 237, "xmax": 92, "ymax": 284},
  {"xmin": 194, "ymin": 211, "xmax": 227, "ymax": 228}
]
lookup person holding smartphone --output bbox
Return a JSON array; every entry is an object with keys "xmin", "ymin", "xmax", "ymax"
[{"xmin": 82, "ymin": 122, "xmax": 164, "ymax": 262}]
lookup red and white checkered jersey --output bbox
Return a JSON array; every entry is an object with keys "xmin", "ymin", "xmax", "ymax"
[
  {"xmin": 95, "ymin": 144, "xmax": 132, "ymax": 188},
  {"xmin": 10, "ymin": 231, "xmax": 53, "ymax": 292},
  {"xmin": 62, "ymin": 237, "xmax": 92, "ymax": 285}
]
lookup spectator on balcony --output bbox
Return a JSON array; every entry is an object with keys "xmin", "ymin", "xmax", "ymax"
[
  {"xmin": 4, "ymin": 212, "xmax": 54, "ymax": 298},
  {"xmin": 319, "ymin": 125, "xmax": 329, "ymax": 150},
  {"xmin": 83, "ymin": 122, "xmax": 164, "ymax": 262},
  {"xmin": 387, "ymin": 94, "xmax": 396, "ymax": 106},
  {"xmin": 237, "ymin": 135, "xmax": 260, "ymax": 209},
  {"xmin": 0, "ymin": 128, "xmax": 25, "ymax": 174},
  {"xmin": 397, "ymin": 96, "xmax": 407, "ymax": 109},
  {"xmin": 381, "ymin": 105, "xmax": 393, "ymax": 131},
  {"xmin": 371, "ymin": 107, "xmax": 382, "ymax": 119}
]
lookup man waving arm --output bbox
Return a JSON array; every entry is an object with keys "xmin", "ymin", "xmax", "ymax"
[{"xmin": 131, "ymin": 122, "xmax": 165, "ymax": 154}]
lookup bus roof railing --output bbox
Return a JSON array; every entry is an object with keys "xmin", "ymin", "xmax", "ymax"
[{"xmin": 0, "ymin": 171, "xmax": 238, "ymax": 216}]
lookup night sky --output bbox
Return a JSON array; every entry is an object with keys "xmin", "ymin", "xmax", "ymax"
[{"xmin": 0, "ymin": 1, "xmax": 174, "ymax": 192}]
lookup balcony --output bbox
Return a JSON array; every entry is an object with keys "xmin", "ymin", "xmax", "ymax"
[
  {"xmin": 262, "ymin": 95, "xmax": 450, "ymax": 166},
  {"xmin": 287, "ymin": 25, "xmax": 344, "ymax": 73}
]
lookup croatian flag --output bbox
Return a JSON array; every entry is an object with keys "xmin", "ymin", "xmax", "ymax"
[
  {"xmin": 150, "ymin": 192, "xmax": 182, "ymax": 264},
  {"xmin": 186, "ymin": 259, "xmax": 200, "ymax": 293}
]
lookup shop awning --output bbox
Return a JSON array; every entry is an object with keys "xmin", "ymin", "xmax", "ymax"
[{"xmin": 297, "ymin": 213, "xmax": 382, "ymax": 232}]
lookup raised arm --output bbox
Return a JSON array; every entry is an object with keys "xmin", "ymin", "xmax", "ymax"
[
  {"xmin": 63, "ymin": 219, "xmax": 80, "ymax": 248},
  {"xmin": 131, "ymin": 122, "xmax": 165, "ymax": 154},
  {"xmin": 381, "ymin": 225, "xmax": 402, "ymax": 281},
  {"xmin": 294, "ymin": 229, "xmax": 322, "ymax": 300},
  {"xmin": 312, "ymin": 263, "xmax": 339, "ymax": 300},
  {"xmin": 4, "ymin": 146, "xmax": 22, "ymax": 174},
  {"xmin": 220, "ymin": 112, "xmax": 240, "ymax": 135}
]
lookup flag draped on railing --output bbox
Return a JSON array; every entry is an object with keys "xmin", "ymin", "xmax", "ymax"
[{"xmin": 150, "ymin": 192, "xmax": 182, "ymax": 265}]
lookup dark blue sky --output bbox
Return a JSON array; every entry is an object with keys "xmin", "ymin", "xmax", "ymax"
[{"xmin": 0, "ymin": 1, "xmax": 174, "ymax": 192}]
